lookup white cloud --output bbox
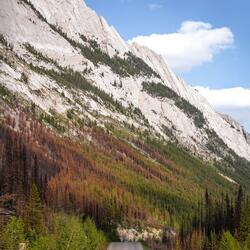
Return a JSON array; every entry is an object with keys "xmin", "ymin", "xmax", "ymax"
[
  {"xmin": 195, "ymin": 86, "xmax": 250, "ymax": 108},
  {"xmin": 195, "ymin": 86, "xmax": 250, "ymax": 132},
  {"xmin": 128, "ymin": 21, "xmax": 234, "ymax": 72},
  {"xmin": 148, "ymin": 3, "xmax": 163, "ymax": 10}
]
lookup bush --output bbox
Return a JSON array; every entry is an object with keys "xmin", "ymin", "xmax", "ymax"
[
  {"xmin": 0, "ymin": 217, "xmax": 26, "ymax": 250},
  {"xmin": 28, "ymin": 235, "xmax": 56, "ymax": 250}
]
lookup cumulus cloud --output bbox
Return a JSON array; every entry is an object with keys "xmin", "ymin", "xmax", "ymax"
[
  {"xmin": 148, "ymin": 3, "xmax": 163, "ymax": 10},
  {"xmin": 128, "ymin": 21, "xmax": 234, "ymax": 71},
  {"xmin": 195, "ymin": 86, "xmax": 250, "ymax": 132},
  {"xmin": 195, "ymin": 86, "xmax": 250, "ymax": 108}
]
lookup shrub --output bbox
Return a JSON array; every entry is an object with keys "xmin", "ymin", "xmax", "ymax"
[{"xmin": 0, "ymin": 217, "xmax": 26, "ymax": 250}]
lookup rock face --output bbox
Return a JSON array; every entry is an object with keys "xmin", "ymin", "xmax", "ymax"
[
  {"xmin": 247, "ymin": 134, "xmax": 250, "ymax": 146},
  {"xmin": 0, "ymin": 207, "xmax": 16, "ymax": 222},
  {"xmin": 0, "ymin": 0, "xmax": 250, "ymax": 161}
]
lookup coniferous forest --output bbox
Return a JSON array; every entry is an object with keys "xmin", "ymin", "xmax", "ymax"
[{"xmin": 0, "ymin": 99, "xmax": 250, "ymax": 249}]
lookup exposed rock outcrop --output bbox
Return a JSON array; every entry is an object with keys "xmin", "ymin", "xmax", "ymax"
[{"xmin": 0, "ymin": 0, "xmax": 250, "ymax": 161}]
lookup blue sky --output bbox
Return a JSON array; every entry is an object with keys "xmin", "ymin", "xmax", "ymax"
[{"xmin": 85, "ymin": 0, "xmax": 250, "ymax": 131}]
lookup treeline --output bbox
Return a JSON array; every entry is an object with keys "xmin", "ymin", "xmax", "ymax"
[
  {"xmin": 0, "ymin": 184, "xmax": 107, "ymax": 250},
  {"xmin": 177, "ymin": 186, "xmax": 250, "ymax": 250}
]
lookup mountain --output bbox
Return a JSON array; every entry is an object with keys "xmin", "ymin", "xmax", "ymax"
[
  {"xmin": 1, "ymin": 0, "xmax": 249, "ymax": 162},
  {"xmin": 0, "ymin": 0, "xmax": 250, "ymax": 237}
]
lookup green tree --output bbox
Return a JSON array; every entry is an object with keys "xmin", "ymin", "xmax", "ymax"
[
  {"xmin": 53, "ymin": 214, "xmax": 87, "ymax": 250},
  {"xmin": 235, "ymin": 186, "xmax": 244, "ymax": 235},
  {"xmin": 238, "ymin": 202, "xmax": 250, "ymax": 243},
  {"xmin": 0, "ymin": 217, "xmax": 26, "ymax": 250},
  {"xmin": 225, "ymin": 194, "xmax": 234, "ymax": 233},
  {"xmin": 243, "ymin": 234, "xmax": 250, "ymax": 250},
  {"xmin": 219, "ymin": 231, "xmax": 240, "ymax": 250},
  {"xmin": 28, "ymin": 213, "xmax": 107, "ymax": 250},
  {"xmin": 23, "ymin": 184, "xmax": 45, "ymax": 236},
  {"xmin": 83, "ymin": 217, "xmax": 107, "ymax": 250},
  {"xmin": 209, "ymin": 232, "xmax": 218, "ymax": 250}
]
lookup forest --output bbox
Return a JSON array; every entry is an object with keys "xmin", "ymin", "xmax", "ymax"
[{"xmin": 0, "ymin": 99, "xmax": 249, "ymax": 249}]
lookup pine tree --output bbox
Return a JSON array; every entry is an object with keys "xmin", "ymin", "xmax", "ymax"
[
  {"xmin": 225, "ymin": 194, "xmax": 232, "ymax": 231},
  {"xmin": 209, "ymin": 232, "xmax": 218, "ymax": 250},
  {"xmin": 238, "ymin": 201, "xmax": 250, "ymax": 243},
  {"xmin": 55, "ymin": 214, "xmax": 87, "ymax": 250},
  {"xmin": 243, "ymin": 234, "xmax": 250, "ymax": 250},
  {"xmin": 234, "ymin": 186, "xmax": 244, "ymax": 235},
  {"xmin": 23, "ymin": 184, "xmax": 45, "ymax": 236},
  {"xmin": 219, "ymin": 231, "xmax": 240, "ymax": 250},
  {"xmin": 83, "ymin": 217, "xmax": 107, "ymax": 250},
  {"xmin": 205, "ymin": 189, "xmax": 213, "ymax": 235}
]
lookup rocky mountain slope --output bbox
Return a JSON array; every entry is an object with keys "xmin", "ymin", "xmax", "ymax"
[
  {"xmin": 247, "ymin": 134, "xmax": 250, "ymax": 145},
  {"xmin": 0, "ymin": 0, "xmax": 249, "ymax": 170},
  {"xmin": 2, "ymin": 0, "xmax": 250, "ymax": 239}
]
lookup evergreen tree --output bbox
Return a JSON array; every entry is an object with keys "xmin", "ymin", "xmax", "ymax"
[
  {"xmin": 209, "ymin": 232, "xmax": 218, "ymax": 250},
  {"xmin": 23, "ymin": 184, "xmax": 45, "ymax": 236},
  {"xmin": 243, "ymin": 234, "xmax": 250, "ymax": 250},
  {"xmin": 238, "ymin": 201, "xmax": 250, "ymax": 243},
  {"xmin": 55, "ymin": 215, "xmax": 87, "ymax": 250},
  {"xmin": 225, "ymin": 194, "xmax": 233, "ymax": 232},
  {"xmin": 234, "ymin": 186, "xmax": 244, "ymax": 235},
  {"xmin": 205, "ymin": 189, "xmax": 213, "ymax": 235},
  {"xmin": 83, "ymin": 217, "xmax": 107, "ymax": 250},
  {"xmin": 219, "ymin": 231, "xmax": 240, "ymax": 250}
]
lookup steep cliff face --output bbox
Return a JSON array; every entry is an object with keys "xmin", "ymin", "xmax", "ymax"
[
  {"xmin": 220, "ymin": 114, "xmax": 250, "ymax": 146},
  {"xmin": 247, "ymin": 134, "xmax": 250, "ymax": 146},
  {"xmin": 0, "ymin": 0, "xmax": 249, "ymax": 162}
]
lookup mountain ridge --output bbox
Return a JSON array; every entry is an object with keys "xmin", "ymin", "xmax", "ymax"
[{"xmin": 0, "ymin": 0, "xmax": 249, "ymax": 162}]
